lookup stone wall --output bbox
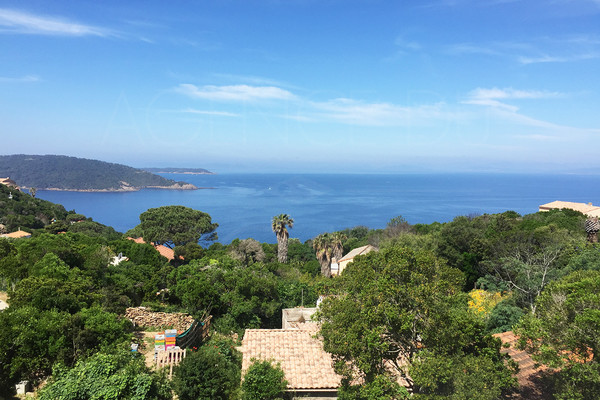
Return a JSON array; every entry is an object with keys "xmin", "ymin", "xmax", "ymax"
[{"xmin": 125, "ymin": 307, "xmax": 194, "ymax": 332}]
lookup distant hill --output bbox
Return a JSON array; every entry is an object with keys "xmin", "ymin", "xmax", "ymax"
[
  {"xmin": 0, "ymin": 155, "xmax": 197, "ymax": 191},
  {"xmin": 143, "ymin": 167, "xmax": 214, "ymax": 174}
]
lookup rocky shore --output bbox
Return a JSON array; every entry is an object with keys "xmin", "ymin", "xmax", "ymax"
[{"xmin": 30, "ymin": 182, "xmax": 199, "ymax": 192}]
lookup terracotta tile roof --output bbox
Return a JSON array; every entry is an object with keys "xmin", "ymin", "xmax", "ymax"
[
  {"xmin": 126, "ymin": 237, "xmax": 175, "ymax": 260},
  {"xmin": 240, "ymin": 329, "xmax": 341, "ymax": 390},
  {"xmin": 539, "ymin": 200, "xmax": 600, "ymax": 215},
  {"xmin": 154, "ymin": 244, "xmax": 175, "ymax": 260},
  {"xmin": 494, "ymin": 331, "xmax": 552, "ymax": 400},
  {"xmin": 338, "ymin": 244, "xmax": 376, "ymax": 263},
  {"xmin": 0, "ymin": 230, "xmax": 31, "ymax": 239}
]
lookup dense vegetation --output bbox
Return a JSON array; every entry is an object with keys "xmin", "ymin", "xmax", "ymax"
[
  {"xmin": 0, "ymin": 187, "xmax": 598, "ymax": 399},
  {"xmin": 0, "ymin": 154, "xmax": 194, "ymax": 190},
  {"xmin": 143, "ymin": 167, "xmax": 213, "ymax": 174},
  {"xmin": 0, "ymin": 183, "xmax": 68, "ymax": 232}
]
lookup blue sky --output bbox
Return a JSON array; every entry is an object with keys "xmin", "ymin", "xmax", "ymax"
[{"xmin": 1, "ymin": 0, "xmax": 599, "ymax": 173}]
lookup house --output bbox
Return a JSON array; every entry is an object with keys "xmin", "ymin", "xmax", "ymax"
[
  {"xmin": 240, "ymin": 328, "xmax": 341, "ymax": 399},
  {"xmin": 539, "ymin": 200, "xmax": 600, "ymax": 217},
  {"xmin": 332, "ymin": 245, "xmax": 377, "ymax": 276},
  {"xmin": 127, "ymin": 237, "xmax": 176, "ymax": 261},
  {"xmin": 0, "ymin": 230, "xmax": 32, "ymax": 239},
  {"xmin": 493, "ymin": 331, "xmax": 551, "ymax": 400},
  {"xmin": 0, "ymin": 177, "xmax": 20, "ymax": 190}
]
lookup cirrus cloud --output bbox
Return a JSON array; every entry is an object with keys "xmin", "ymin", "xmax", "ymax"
[
  {"xmin": 175, "ymin": 83, "xmax": 296, "ymax": 102},
  {"xmin": 0, "ymin": 8, "xmax": 113, "ymax": 37},
  {"xmin": 463, "ymin": 87, "xmax": 562, "ymax": 111}
]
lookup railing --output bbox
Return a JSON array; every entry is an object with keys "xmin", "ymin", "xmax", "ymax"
[{"xmin": 156, "ymin": 348, "xmax": 186, "ymax": 379}]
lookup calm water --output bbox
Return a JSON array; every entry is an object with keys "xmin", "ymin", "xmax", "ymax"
[{"xmin": 36, "ymin": 173, "xmax": 600, "ymax": 244}]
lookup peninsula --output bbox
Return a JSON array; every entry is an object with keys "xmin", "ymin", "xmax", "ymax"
[
  {"xmin": 143, "ymin": 167, "xmax": 214, "ymax": 175},
  {"xmin": 0, "ymin": 154, "xmax": 198, "ymax": 192}
]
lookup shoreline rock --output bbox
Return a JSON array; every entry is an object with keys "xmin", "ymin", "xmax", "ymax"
[{"xmin": 31, "ymin": 183, "xmax": 202, "ymax": 192}]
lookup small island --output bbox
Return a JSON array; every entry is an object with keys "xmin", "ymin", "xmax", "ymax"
[{"xmin": 0, "ymin": 154, "xmax": 198, "ymax": 192}]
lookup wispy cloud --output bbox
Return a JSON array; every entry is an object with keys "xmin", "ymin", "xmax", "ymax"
[
  {"xmin": 180, "ymin": 108, "xmax": 239, "ymax": 117},
  {"xmin": 463, "ymin": 87, "xmax": 562, "ymax": 111},
  {"xmin": 311, "ymin": 98, "xmax": 460, "ymax": 126},
  {"xmin": 211, "ymin": 73, "xmax": 291, "ymax": 88},
  {"xmin": 394, "ymin": 35, "xmax": 421, "ymax": 52},
  {"xmin": 175, "ymin": 84, "xmax": 296, "ymax": 102},
  {"xmin": 463, "ymin": 87, "xmax": 598, "ymax": 135},
  {"xmin": 0, "ymin": 74, "xmax": 40, "ymax": 83},
  {"xmin": 447, "ymin": 34, "xmax": 600, "ymax": 65},
  {"xmin": 445, "ymin": 43, "xmax": 503, "ymax": 56},
  {"xmin": 518, "ymin": 52, "xmax": 599, "ymax": 64},
  {"xmin": 0, "ymin": 8, "xmax": 113, "ymax": 37}
]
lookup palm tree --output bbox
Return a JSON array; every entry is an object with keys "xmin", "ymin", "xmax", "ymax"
[
  {"xmin": 272, "ymin": 214, "xmax": 294, "ymax": 263},
  {"xmin": 331, "ymin": 231, "xmax": 347, "ymax": 262},
  {"xmin": 313, "ymin": 233, "xmax": 334, "ymax": 277}
]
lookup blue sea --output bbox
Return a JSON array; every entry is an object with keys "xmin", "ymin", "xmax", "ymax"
[{"xmin": 36, "ymin": 173, "xmax": 600, "ymax": 244}]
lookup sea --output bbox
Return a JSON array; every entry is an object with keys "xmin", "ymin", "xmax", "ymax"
[{"xmin": 35, "ymin": 173, "xmax": 600, "ymax": 244}]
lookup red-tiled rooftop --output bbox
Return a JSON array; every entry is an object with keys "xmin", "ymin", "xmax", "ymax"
[
  {"xmin": 494, "ymin": 331, "xmax": 553, "ymax": 400},
  {"xmin": 0, "ymin": 230, "xmax": 31, "ymax": 239},
  {"xmin": 240, "ymin": 329, "xmax": 341, "ymax": 391},
  {"xmin": 126, "ymin": 237, "xmax": 175, "ymax": 261},
  {"xmin": 539, "ymin": 200, "xmax": 600, "ymax": 215}
]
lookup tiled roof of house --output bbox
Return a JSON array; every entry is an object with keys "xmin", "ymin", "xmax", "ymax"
[
  {"xmin": 493, "ymin": 331, "xmax": 552, "ymax": 400},
  {"xmin": 539, "ymin": 200, "xmax": 600, "ymax": 215},
  {"xmin": 154, "ymin": 244, "xmax": 175, "ymax": 260},
  {"xmin": 240, "ymin": 329, "xmax": 341, "ymax": 390},
  {"xmin": 0, "ymin": 230, "xmax": 31, "ymax": 239},
  {"xmin": 126, "ymin": 237, "xmax": 175, "ymax": 260},
  {"xmin": 338, "ymin": 244, "xmax": 376, "ymax": 263}
]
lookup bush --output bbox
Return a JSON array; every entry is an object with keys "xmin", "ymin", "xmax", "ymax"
[
  {"xmin": 173, "ymin": 343, "xmax": 241, "ymax": 400},
  {"xmin": 242, "ymin": 359, "xmax": 287, "ymax": 400},
  {"xmin": 38, "ymin": 351, "xmax": 171, "ymax": 400},
  {"xmin": 486, "ymin": 298, "xmax": 524, "ymax": 334}
]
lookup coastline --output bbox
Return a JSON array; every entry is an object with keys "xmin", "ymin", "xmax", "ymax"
[
  {"xmin": 33, "ymin": 183, "xmax": 202, "ymax": 192},
  {"xmin": 150, "ymin": 171, "xmax": 215, "ymax": 175}
]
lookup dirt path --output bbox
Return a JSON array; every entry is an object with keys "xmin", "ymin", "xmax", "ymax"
[{"xmin": 134, "ymin": 331, "xmax": 158, "ymax": 369}]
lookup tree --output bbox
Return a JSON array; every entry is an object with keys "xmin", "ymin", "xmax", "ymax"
[
  {"xmin": 228, "ymin": 238, "xmax": 265, "ymax": 265},
  {"xmin": 29, "ymin": 187, "xmax": 36, "ymax": 198},
  {"xmin": 242, "ymin": 359, "xmax": 287, "ymax": 400},
  {"xmin": 331, "ymin": 231, "xmax": 347, "ymax": 261},
  {"xmin": 38, "ymin": 351, "xmax": 171, "ymax": 400},
  {"xmin": 515, "ymin": 270, "xmax": 600, "ymax": 399},
  {"xmin": 483, "ymin": 226, "xmax": 574, "ymax": 313},
  {"xmin": 317, "ymin": 246, "xmax": 515, "ymax": 398},
  {"xmin": 137, "ymin": 206, "xmax": 218, "ymax": 248},
  {"xmin": 173, "ymin": 343, "xmax": 241, "ymax": 400},
  {"xmin": 312, "ymin": 233, "xmax": 334, "ymax": 277},
  {"xmin": 272, "ymin": 214, "xmax": 294, "ymax": 263}
]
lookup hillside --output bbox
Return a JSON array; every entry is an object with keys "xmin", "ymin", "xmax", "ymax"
[
  {"xmin": 0, "ymin": 182, "xmax": 68, "ymax": 231},
  {"xmin": 143, "ymin": 167, "xmax": 214, "ymax": 174},
  {"xmin": 0, "ymin": 155, "xmax": 197, "ymax": 191}
]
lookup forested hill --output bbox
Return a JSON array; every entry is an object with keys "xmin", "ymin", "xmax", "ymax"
[
  {"xmin": 0, "ymin": 155, "xmax": 197, "ymax": 191},
  {"xmin": 143, "ymin": 167, "xmax": 214, "ymax": 174}
]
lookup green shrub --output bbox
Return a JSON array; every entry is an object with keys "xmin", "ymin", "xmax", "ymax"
[
  {"xmin": 173, "ymin": 343, "xmax": 241, "ymax": 400},
  {"xmin": 242, "ymin": 359, "xmax": 287, "ymax": 400}
]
